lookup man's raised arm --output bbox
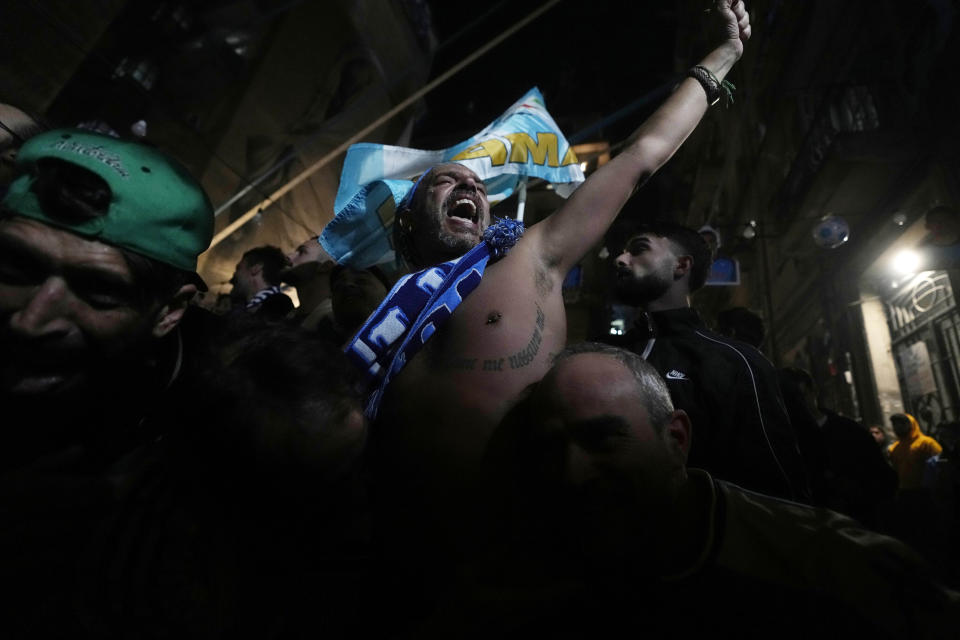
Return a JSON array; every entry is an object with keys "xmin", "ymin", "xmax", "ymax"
[{"xmin": 532, "ymin": 0, "xmax": 751, "ymax": 274}]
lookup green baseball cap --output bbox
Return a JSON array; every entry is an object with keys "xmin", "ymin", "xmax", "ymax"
[{"xmin": 1, "ymin": 128, "xmax": 214, "ymax": 281}]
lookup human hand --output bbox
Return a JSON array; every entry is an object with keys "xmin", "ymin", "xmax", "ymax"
[{"xmin": 713, "ymin": 0, "xmax": 751, "ymax": 59}]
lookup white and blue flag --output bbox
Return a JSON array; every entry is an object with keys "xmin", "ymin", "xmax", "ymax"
[{"xmin": 320, "ymin": 87, "xmax": 584, "ymax": 267}]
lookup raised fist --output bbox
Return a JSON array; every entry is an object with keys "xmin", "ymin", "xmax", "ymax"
[{"xmin": 715, "ymin": 0, "xmax": 751, "ymax": 57}]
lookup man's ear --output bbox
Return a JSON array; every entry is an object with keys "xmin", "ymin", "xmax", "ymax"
[
  {"xmin": 250, "ymin": 263, "xmax": 263, "ymax": 276},
  {"xmin": 397, "ymin": 207, "xmax": 411, "ymax": 232},
  {"xmin": 664, "ymin": 409, "xmax": 692, "ymax": 460},
  {"xmin": 674, "ymin": 255, "xmax": 694, "ymax": 280},
  {"xmin": 152, "ymin": 284, "xmax": 198, "ymax": 338}
]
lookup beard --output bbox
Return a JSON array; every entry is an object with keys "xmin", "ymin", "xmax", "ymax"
[
  {"xmin": 410, "ymin": 223, "xmax": 479, "ymax": 266},
  {"xmin": 432, "ymin": 231, "xmax": 478, "ymax": 260},
  {"xmin": 614, "ymin": 269, "xmax": 672, "ymax": 307}
]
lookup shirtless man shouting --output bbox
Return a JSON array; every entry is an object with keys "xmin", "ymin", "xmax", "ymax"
[{"xmin": 357, "ymin": 0, "xmax": 752, "ymax": 613}]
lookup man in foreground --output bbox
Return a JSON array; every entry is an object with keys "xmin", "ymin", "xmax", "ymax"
[
  {"xmin": 608, "ymin": 221, "xmax": 808, "ymax": 499},
  {"xmin": 0, "ymin": 128, "xmax": 216, "ymax": 634},
  {"xmin": 455, "ymin": 344, "xmax": 958, "ymax": 638},
  {"xmin": 0, "ymin": 129, "xmax": 365, "ymax": 637},
  {"xmin": 0, "ymin": 129, "xmax": 210, "ymax": 464},
  {"xmin": 350, "ymin": 0, "xmax": 754, "ymax": 618}
]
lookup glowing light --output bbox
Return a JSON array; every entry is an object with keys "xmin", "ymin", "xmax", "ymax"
[
  {"xmin": 580, "ymin": 161, "xmax": 588, "ymax": 171},
  {"xmin": 892, "ymin": 250, "xmax": 920, "ymax": 275},
  {"xmin": 609, "ymin": 319, "xmax": 625, "ymax": 336}
]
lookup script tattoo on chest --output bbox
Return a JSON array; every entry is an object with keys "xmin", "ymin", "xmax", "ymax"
[
  {"xmin": 447, "ymin": 357, "xmax": 478, "ymax": 371},
  {"xmin": 482, "ymin": 358, "xmax": 504, "ymax": 371},
  {"xmin": 506, "ymin": 304, "xmax": 545, "ymax": 370},
  {"xmin": 440, "ymin": 304, "xmax": 547, "ymax": 373}
]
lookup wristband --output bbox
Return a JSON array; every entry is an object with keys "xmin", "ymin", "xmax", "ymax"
[{"xmin": 687, "ymin": 65, "xmax": 736, "ymax": 107}]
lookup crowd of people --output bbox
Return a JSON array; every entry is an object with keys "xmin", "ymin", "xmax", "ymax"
[{"xmin": 2, "ymin": 1, "xmax": 959, "ymax": 637}]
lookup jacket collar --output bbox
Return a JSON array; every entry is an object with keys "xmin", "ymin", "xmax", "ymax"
[{"xmin": 632, "ymin": 307, "xmax": 702, "ymax": 339}]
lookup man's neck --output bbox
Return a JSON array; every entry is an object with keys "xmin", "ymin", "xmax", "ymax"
[{"xmin": 643, "ymin": 290, "xmax": 691, "ymax": 313}]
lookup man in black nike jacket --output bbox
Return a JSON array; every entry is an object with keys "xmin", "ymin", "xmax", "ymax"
[{"xmin": 606, "ymin": 221, "xmax": 808, "ymax": 501}]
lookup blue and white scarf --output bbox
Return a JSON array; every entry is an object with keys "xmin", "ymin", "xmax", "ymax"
[
  {"xmin": 245, "ymin": 285, "xmax": 284, "ymax": 309},
  {"xmin": 345, "ymin": 219, "xmax": 524, "ymax": 419}
]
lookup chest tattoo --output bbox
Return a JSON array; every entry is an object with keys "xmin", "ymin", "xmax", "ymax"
[
  {"xmin": 439, "ymin": 304, "xmax": 549, "ymax": 373},
  {"xmin": 506, "ymin": 304, "xmax": 546, "ymax": 370}
]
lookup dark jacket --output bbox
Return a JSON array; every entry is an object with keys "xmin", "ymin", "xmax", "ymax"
[
  {"xmin": 256, "ymin": 290, "xmax": 294, "ymax": 320},
  {"xmin": 609, "ymin": 308, "xmax": 809, "ymax": 501},
  {"xmin": 793, "ymin": 408, "xmax": 897, "ymax": 526}
]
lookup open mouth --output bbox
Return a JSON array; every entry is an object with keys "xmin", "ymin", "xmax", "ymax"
[{"xmin": 445, "ymin": 194, "xmax": 480, "ymax": 226}]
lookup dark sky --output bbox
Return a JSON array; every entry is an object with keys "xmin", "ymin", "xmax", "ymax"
[{"xmin": 413, "ymin": 0, "xmax": 682, "ymax": 148}]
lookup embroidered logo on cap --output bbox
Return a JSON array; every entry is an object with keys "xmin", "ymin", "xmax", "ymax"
[
  {"xmin": 49, "ymin": 139, "xmax": 130, "ymax": 179},
  {"xmin": 665, "ymin": 369, "xmax": 689, "ymax": 381}
]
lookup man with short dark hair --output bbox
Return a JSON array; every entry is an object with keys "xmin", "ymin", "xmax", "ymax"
[
  {"xmin": 468, "ymin": 343, "xmax": 959, "ymax": 638},
  {"xmin": 609, "ymin": 220, "xmax": 807, "ymax": 500},
  {"xmin": 230, "ymin": 244, "xmax": 294, "ymax": 319}
]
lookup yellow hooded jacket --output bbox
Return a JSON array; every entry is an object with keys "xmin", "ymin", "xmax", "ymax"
[{"xmin": 888, "ymin": 413, "xmax": 943, "ymax": 489}]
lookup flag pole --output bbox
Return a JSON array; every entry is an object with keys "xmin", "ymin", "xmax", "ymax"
[{"xmin": 515, "ymin": 176, "xmax": 528, "ymax": 222}]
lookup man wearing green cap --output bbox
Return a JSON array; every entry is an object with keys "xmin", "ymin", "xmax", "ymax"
[
  {"xmin": 0, "ymin": 128, "xmax": 218, "ymax": 633},
  {"xmin": 0, "ymin": 129, "xmax": 212, "ymax": 437},
  {"xmin": 0, "ymin": 129, "xmax": 376, "ymax": 637}
]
